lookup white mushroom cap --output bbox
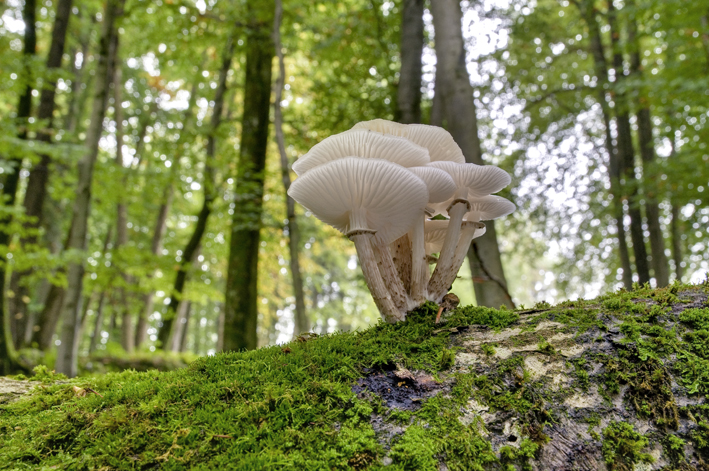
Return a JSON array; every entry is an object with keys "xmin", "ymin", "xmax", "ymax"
[
  {"xmin": 352, "ymin": 119, "xmax": 465, "ymax": 164},
  {"xmin": 424, "ymin": 220, "xmax": 449, "ymax": 255},
  {"xmin": 424, "ymin": 219, "xmax": 487, "ymax": 255},
  {"xmin": 292, "ymin": 129, "xmax": 430, "ymax": 176},
  {"xmin": 463, "ymin": 195, "xmax": 516, "ymax": 222},
  {"xmin": 407, "ymin": 166, "xmax": 456, "ymax": 203},
  {"xmin": 287, "ymin": 157, "xmax": 429, "ymax": 244},
  {"xmin": 427, "ymin": 162, "xmax": 511, "ymax": 197}
]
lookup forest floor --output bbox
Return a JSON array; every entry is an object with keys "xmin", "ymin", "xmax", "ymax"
[{"xmin": 1, "ymin": 282, "xmax": 708, "ymax": 470}]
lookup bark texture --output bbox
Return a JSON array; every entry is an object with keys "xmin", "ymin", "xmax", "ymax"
[
  {"xmin": 223, "ymin": 0, "xmax": 275, "ymax": 352},
  {"xmin": 55, "ymin": 0, "xmax": 124, "ymax": 377},
  {"xmin": 430, "ymin": 0, "xmax": 514, "ymax": 308},
  {"xmin": 396, "ymin": 0, "xmax": 424, "ymax": 124},
  {"xmin": 273, "ymin": 0, "xmax": 309, "ymax": 338}
]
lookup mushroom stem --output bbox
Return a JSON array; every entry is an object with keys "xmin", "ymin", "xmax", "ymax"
[
  {"xmin": 373, "ymin": 240, "xmax": 412, "ymax": 312},
  {"xmin": 427, "ymin": 198, "xmax": 470, "ymax": 303},
  {"xmin": 390, "ymin": 234, "xmax": 412, "ymax": 293},
  {"xmin": 431, "ymin": 221, "xmax": 484, "ymax": 301},
  {"xmin": 410, "ymin": 215, "xmax": 428, "ymax": 304},
  {"xmin": 350, "ymin": 231, "xmax": 404, "ymax": 323}
]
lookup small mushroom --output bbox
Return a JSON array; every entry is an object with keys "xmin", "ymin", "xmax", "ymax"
[
  {"xmin": 429, "ymin": 196, "xmax": 515, "ymax": 301},
  {"xmin": 287, "ymin": 157, "xmax": 429, "ymax": 322},
  {"xmin": 352, "ymin": 119, "xmax": 466, "ymax": 163},
  {"xmin": 291, "ymin": 129, "xmax": 430, "ymax": 176},
  {"xmin": 424, "ymin": 220, "xmax": 450, "ymax": 256},
  {"xmin": 425, "ymin": 163, "xmax": 511, "ymax": 302}
]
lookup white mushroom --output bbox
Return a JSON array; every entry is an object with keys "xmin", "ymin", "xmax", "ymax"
[
  {"xmin": 424, "ymin": 220, "xmax": 450, "ymax": 256},
  {"xmin": 287, "ymin": 157, "xmax": 429, "ymax": 322},
  {"xmin": 425, "ymin": 163, "xmax": 511, "ymax": 302},
  {"xmin": 429, "ymin": 196, "xmax": 515, "ymax": 301},
  {"xmin": 404, "ymin": 166, "xmax": 456, "ymax": 304},
  {"xmin": 292, "ymin": 128, "xmax": 430, "ymax": 176},
  {"xmin": 352, "ymin": 119, "xmax": 466, "ymax": 163}
]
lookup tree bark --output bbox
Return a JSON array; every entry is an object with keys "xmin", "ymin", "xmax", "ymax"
[
  {"xmin": 272, "ymin": 0, "xmax": 309, "ymax": 339},
  {"xmin": 88, "ymin": 291, "xmax": 107, "ymax": 354},
  {"xmin": 156, "ymin": 36, "xmax": 234, "ymax": 349},
  {"xmin": 397, "ymin": 0, "xmax": 424, "ymax": 124},
  {"xmin": 607, "ymin": 0, "xmax": 650, "ymax": 285},
  {"xmin": 430, "ymin": 0, "xmax": 513, "ymax": 308},
  {"xmin": 579, "ymin": 0, "xmax": 633, "ymax": 289},
  {"xmin": 55, "ymin": 0, "xmax": 124, "ymax": 378},
  {"xmin": 628, "ymin": 14, "xmax": 670, "ymax": 287},
  {"xmin": 223, "ymin": 0, "xmax": 275, "ymax": 352}
]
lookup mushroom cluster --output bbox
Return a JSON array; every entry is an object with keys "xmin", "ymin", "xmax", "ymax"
[{"xmin": 288, "ymin": 119, "xmax": 515, "ymax": 323}]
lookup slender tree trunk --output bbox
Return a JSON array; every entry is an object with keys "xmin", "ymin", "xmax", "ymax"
[
  {"xmin": 178, "ymin": 301, "xmax": 192, "ymax": 353},
  {"xmin": 135, "ymin": 76, "xmax": 200, "ymax": 349},
  {"xmin": 223, "ymin": 0, "xmax": 275, "ymax": 352},
  {"xmin": 3, "ymin": 0, "xmax": 36, "ymax": 351},
  {"xmin": 272, "ymin": 0, "xmax": 309, "ymax": 338},
  {"xmin": 8, "ymin": 0, "xmax": 73, "ymax": 348},
  {"xmin": 579, "ymin": 0, "xmax": 633, "ymax": 289},
  {"xmin": 668, "ymin": 134, "xmax": 684, "ymax": 281},
  {"xmin": 397, "ymin": 0, "xmax": 424, "ymax": 124},
  {"xmin": 156, "ymin": 36, "xmax": 234, "ymax": 349},
  {"xmin": 607, "ymin": 0, "xmax": 650, "ymax": 285},
  {"xmin": 430, "ymin": 0, "xmax": 513, "ymax": 308},
  {"xmin": 628, "ymin": 14, "xmax": 670, "ymax": 287},
  {"xmin": 55, "ymin": 0, "xmax": 124, "ymax": 377},
  {"xmin": 88, "ymin": 291, "xmax": 107, "ymax": 354},
  {"xmin": 110, "ymin": 64, "xmax": 135, "ymax": 352}
]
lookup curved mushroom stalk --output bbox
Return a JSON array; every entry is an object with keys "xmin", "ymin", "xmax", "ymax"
[
  {"xmin": 427, "ymin": 197, "xmax": 470, "ymax": 302},
  {"xmin": 429, "ymin": 221, "xmax": 485, "ymax": 302},
  {"xmin": 372, "ymin": 240, "xmax": 411, "ymax": 312},
  {"xmin": 349, "ymin": 231, "xmax": 403, "ymax": 323},
  {"xmin": 410, "ymin": 215, "xmax": 428, "ymax": 304}
]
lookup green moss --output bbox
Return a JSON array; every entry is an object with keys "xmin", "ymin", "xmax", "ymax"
[
  {"xmin": 1, "ymin": 284, "xmax": 707, "ymax": 469},
  {"xmin": 480, "ymin": 343, "xmax": 496, "ymax": 356},
  {"xmin": 602, "ymin": 422, "xmax": 654, "ymax": 471},
  {"xmin": 30, "ymin": 364, "xmax": 67, "ymax": 383}
]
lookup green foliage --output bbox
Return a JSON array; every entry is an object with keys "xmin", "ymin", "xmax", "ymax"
[{"xmin": 601, "ymin": 422, "xmax": 654, "ymax": 471}]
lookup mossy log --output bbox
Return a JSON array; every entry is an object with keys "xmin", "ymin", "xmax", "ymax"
[{"xmin": 1, "ymin": 283, "xmax": 708, "ymax": 470}]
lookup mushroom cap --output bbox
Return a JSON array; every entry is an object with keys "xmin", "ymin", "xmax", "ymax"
[
  {"xmin": 353, "ymin": 119, "xmax": 465, "ymax": 164},
  {"xmin": 427, "ymin": 162, "xmax": 511, "ymax": 197},
  {"xmin": 288, "ymin": 157, "xmax": 429, "ymax": 244},
  {"xmin": 424, "ymin": 219, "xmax": 487, "ymax": 255},
  {"xmin": 292, "ymin": 129, "xmax": 430, "ymax": 176},
  {"xmin": 464, "ymin": 195, "xmax": 516, "ymax": 222},
  {"xmin": 424, "ymin": 220, "xmax": 449, "ymax": 255},
  {"xmin": 407, "ymin": 166, "xmax": 457, "ymax": 203}
]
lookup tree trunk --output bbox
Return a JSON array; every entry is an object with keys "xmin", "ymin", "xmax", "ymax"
[
  {"xmin": 429, "ymin": 0, "xmax": 513, "ymax": 308},
  {"xmin": 223, "ymin": 0, "xmax": 275, "ymax": 352},
  {"xmin": 88, "ymin": 291, "xmax": 107, "ymax": 354},
  {"xmin": 273, "ymin": 0, "xmax": 309, "ymax": 339},
  {"xmin": 628, "ymin": 14, "xmax": 670, "ymax": 287},
  {"xmin": 8, "ymin": 0, "xmax": 74, "ymax": 349},
  {"xmin": 156, "ymin": 36, "xmax": 234, "ymax": 350},
  {"xmin": 55, "ymin": 0, "xmax": 124, "ymax": 378},
  {"xmin": 178, "ymin": 302, "xmax": 192, "ymax": 353},
  {"xmin": 397, "ymin": 0, "xmax": 424, "ymax": 124},
  {"xmin": 136, "ymin": 80, "xmax": 200, "ymax": 348},
  {"xmin": 607, "ymin": 0, "xmax": 650, "ymax": 285},
  {"xmin": 579, "ymin": 0, "xmax": 633, "ymax": 289},
  {"xmin": 2, "ymin": 0, "xmax": 36, "ymax": 355}
]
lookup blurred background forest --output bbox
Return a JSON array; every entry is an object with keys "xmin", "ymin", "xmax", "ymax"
[{"xmin": 0, "ymin": 0, "xmax": 707, "ymax": 377}]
